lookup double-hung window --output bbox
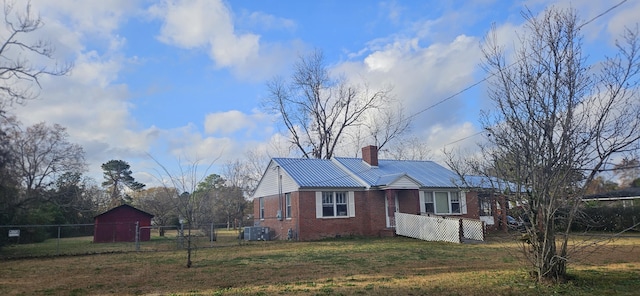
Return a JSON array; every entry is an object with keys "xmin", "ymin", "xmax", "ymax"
[
  {"xmin": 285, "ymin": 193, "xmax": 292, "ymax": 218},
  {"xmin": 450, "ymin": 192, "xmax": 460, "ymax": 213},
  {"xmin": 424, "ymin": 194, "xmax": 435, "ymax": 213},
  {"xmin": 478, "ymin": 193, "xmax": 493, "ymax": 216},
  {"xmin": 322, "ymin": 192, "xmax": 335, "ymax": 216},
  {"xmin": 317, "ymin": 191, "xmax": 354, "ymax": 218},
  {"xmin": 259, "ymin": 197, "xmax": 265, "ymax": 219},
  {"xmin": 421, "ymin": 191, "xmax": 465, "ymax": 215}
]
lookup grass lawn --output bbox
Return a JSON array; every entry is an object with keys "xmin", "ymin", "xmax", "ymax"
[{"xmin": 1, "ymin": 231, "xmax": 639, "ymax": 295}]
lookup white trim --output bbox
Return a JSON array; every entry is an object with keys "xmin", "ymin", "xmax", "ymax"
[
  {"xmin": 385, "ymin": 196, "xmax": 391, "ymax": 227},
  {"xmin": 348, "ymin": 191, "xmax": 355, "ymax": 217},
  {"xmin": 421, "ymin": 190, "xmax": 464, "ymax": 215},
  {"xmin": 385, "ymin": 175, "xmax": 421, "ymax": 190},
  {"xmin": 583, "ymin": 196, "xmax": 640, "ymax": 201},
  {"xmin": 460, "ymin": 191, "xmax": 468, "ymax": 214},
  {"xmin": 316, "ymin": 191, "xmax": 355, "ymax": 219},
  {"xmin": 315, "ymin": 192, "xmax": 323, "ymax": 218}
]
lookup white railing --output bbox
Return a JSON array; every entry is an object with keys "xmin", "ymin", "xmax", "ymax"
[
  {"xmin": 394, "ymin": 213, "xmax": 484, "ymax": 243},
  {"xmin": 461, "ymin": 218, "xmax": 484, "ymax": 241}
]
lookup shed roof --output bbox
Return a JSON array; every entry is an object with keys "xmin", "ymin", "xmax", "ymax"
[{"xmin": 94, "ymin": 204, "xmax": 154, "ymax": 219}]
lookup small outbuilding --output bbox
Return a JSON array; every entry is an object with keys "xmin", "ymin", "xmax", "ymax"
[{"xmin": 93, "ymin": 204, "xmax": 154, "ymax": 243}]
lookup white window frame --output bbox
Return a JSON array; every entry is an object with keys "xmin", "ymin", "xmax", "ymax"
[
  {"xmin": 419, "ymin": 191, "xmax": 467, "ymax": 215},
  {"xmin": 316, "ymin": 191, "xmax": 355, "ymax": 218},
  {"xmin": 259, "ymin": 197, "xmax": 265, "ymax": 220},
  {"xmin": 285, "ymin": 193, "xmax": 292, "ymax": 218}
]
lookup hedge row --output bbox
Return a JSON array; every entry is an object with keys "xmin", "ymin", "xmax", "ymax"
[{"xmin": 571, "ymin": 205, "xmax": 640, "ymax": 232}]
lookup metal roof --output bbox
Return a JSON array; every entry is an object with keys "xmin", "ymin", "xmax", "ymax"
[
  {"xmin": 272, "ymin": 158, "xmax": 364, "ymax": 188},
  {"xmin": 333, "ymin": 157, "xmax": 461, "ymax": 188}
]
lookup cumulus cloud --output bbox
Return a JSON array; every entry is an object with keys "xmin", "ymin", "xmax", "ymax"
[
  {"xmin": 147, "ymin": 0, "xmax": 300, "ymax": 81},
  {"xmin": 204, "ymin": 110, "xmax": 272, "ymax": 135},
  {"xmin": 336, "ymin": 32, "xmax": 482, "ymax": 132},
  {"xmin": 149, "ymin": 0, "xmax": 261, "ymax": 68}
]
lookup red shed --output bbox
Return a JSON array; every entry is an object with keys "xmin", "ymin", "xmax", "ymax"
[{"xmin": 93, "ymin": 204, "xmax": 154, "ymax": 243}]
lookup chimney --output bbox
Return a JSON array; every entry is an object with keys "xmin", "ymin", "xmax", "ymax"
[{"xmin": 362, "ymin": 145, "xmax": 378, "ymax": 166}]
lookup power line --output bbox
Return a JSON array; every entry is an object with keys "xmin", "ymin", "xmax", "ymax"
[
  {"xmin": 578, "ymin": 0, "xmax": 628, "ymax": 30},
  {"xmin": 260, "ymin": 1, "xmax": 633, "ymax": 190},
  {"xmin": 442, "ymin": 130, "xmax": 487, "ymax": 147},
  {"xmin": 406, "ymin": 0, "xmax": 630, "ymax": 149}
]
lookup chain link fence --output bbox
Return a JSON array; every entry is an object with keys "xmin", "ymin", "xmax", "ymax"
[{"xmin": 0, "ymin": 223, "xmax": 244, "ymax": 259}]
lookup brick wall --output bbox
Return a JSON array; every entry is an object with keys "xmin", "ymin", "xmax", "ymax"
[
  {"xmin": 463, "ymin": 191, "xmax": 480, "ymax": 220},
  {"xmin": 253, "ymin": 188, "xmax": 492, "ymax": 241}
]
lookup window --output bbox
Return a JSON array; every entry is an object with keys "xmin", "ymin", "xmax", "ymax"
[
  {"xmin": 259, "ymin": 197, "xmax": 265, "ymax": 219},
  {"xmin": 322, "ymin": 192, "xmax": 334, "ymax": 216},
  {"xmin": 451, "ymin": 192, "xmax": 460, "ymax": 214},
  {"xmin": 285, "ymin": 193, "xmax": 292, "ymax": 218},
  {"xmin": 478, "ymin": 193, "xmax": 493, "ymax": 216},
  {"xmin": 422, "ymin": 191, "xmax": 465, "ymax": 215},
  {"xmin": 335, "ymin": 192, "xmax": 348, "ymax": 216},
  {"xmin": 318, "ymin": 191, "xmax": 352, "ymax": 218},
  {"xmin": 424, "ymin": 194, "xmax": 434, "ymax": 213},
  {"xmin": 434, "ymin": 192, "xmax": 449, "ymax": 214}
]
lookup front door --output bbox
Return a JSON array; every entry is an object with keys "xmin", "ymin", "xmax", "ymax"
[{"xmin": 385, "ymin": 191, "xmax": 399, "ymax": 227}]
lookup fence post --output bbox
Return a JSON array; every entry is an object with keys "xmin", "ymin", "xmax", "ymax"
[
  {"xmin": 135, "ymin": 221, "xmax": 140, "ymax": 251},
  {"xmin": 57, "ymin": 226, "xmax": 61, "ymax": 256},
  {"xmin": 458, "ymin": 219, "xmax": 463, "ymax": 243}
]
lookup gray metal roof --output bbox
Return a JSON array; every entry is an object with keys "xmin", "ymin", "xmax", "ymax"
[
  {"xmin": 334, "ymin": 157, "xmax": 461, "ymax": 188},
  {"xmin": 374, "ymin": 173, "xmax": 409, "ymax": 186},
  {"xmin": 272, "ymin": 158, "xmax": 364, "ymax": 188}
]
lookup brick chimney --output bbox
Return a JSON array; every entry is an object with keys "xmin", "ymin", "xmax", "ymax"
[{"xmin": 362, "ymin": 145, "xmax": 378, "ymax": 166}]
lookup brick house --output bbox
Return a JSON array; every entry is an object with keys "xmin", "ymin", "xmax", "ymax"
[{"xmin": 252, "ymin": 146, "xmax": 507, "ymax": 241}]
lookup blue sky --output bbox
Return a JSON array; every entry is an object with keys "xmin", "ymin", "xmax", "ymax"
[{"xmin": 7, "ymin": 0, "xmax": 639, "ymax": 186}]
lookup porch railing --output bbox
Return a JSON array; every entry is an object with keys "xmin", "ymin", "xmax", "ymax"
[{"xmin": 394, "ymin": 213, "xmax": 484, "ymax": 243}]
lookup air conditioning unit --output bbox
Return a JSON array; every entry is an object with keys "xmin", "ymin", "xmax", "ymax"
[{"xmin": 244, "ymin": 226, "xmax": 271, "ymax": 241}]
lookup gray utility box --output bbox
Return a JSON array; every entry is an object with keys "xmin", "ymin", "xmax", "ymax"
[{"xmin": 244, "ymin": 226, "xmax": 270, "ymax": 241}]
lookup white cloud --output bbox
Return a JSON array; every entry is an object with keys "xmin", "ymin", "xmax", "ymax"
[
  {"xmin": 242, "ymin": 11, "xmax": 297, "ymax": 31},
  {"xmin": 148, "ymin": 0, "xmax": 301, "ymax": 81},
  {"xmin": 336, "ymin": 33, "xmax": 482, "ymax": 133},
  {"xmin": 149, "ymin": 0, "xmax": 260, "ymax": 67},
  {"xmin": 204, "ymin": 110, "xmax": 272, "ymax": 135}
]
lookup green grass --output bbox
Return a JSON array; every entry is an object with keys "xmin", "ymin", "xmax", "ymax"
[
  {"xmin": 0, "ymin": 228, "xmax": 243, "ymax": 259},
  {"xmin": 1, "ymin": 233, "xmax": 639, "ymax": 295}
]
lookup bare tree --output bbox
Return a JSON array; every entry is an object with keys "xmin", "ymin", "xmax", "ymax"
[
  {"xmin": 383, "ymin": 136, "xmax": 433, "ymax": 161},
  {"xmin": 264, "ymin": 49, "xmax": 392, "ymax": 159},
  {"xmin": 4, "ymin": 118, "xmax": 85, "ymax": 203},
  {"xmin": 149, "ymin": 156, "xmax": 217, "ymax": 268},
  {"xmin": 456, "ymin": 7, "xmax": 640, "ymax": 283},
  {"xmin": 0, "ymin": 1, "xmax": 71, "ymax": 111},
  {"xmin": 133, "ymin": 186, "xmax": 179, "ymax": 236},
  {"xmin": 366, "ymin": 104, "xmax": 411, "ymax": 151},
  {"xmin": 613, "ymin": 157, "xmax": 640, "ymax": 188},
  {"xmin": 222, "ymin": 157, "xmax": 264, "ymax": 198}
]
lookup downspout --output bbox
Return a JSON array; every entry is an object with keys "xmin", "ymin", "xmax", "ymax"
[{"xmin": 277, "ymin": 165, "xmax": 283, "ymax": 221}]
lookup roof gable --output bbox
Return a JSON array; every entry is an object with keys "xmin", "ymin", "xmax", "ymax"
[
  {"xmin": 273, "ymin": 158, "xmax": 363, "ymax": 188},
  {"xmin": 376, "ymin": 173, "xmax": 421, "ymax": 189},
  {"xmin": 94, "ymin": 204, "xmax": 154, "ymax": 218}
]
